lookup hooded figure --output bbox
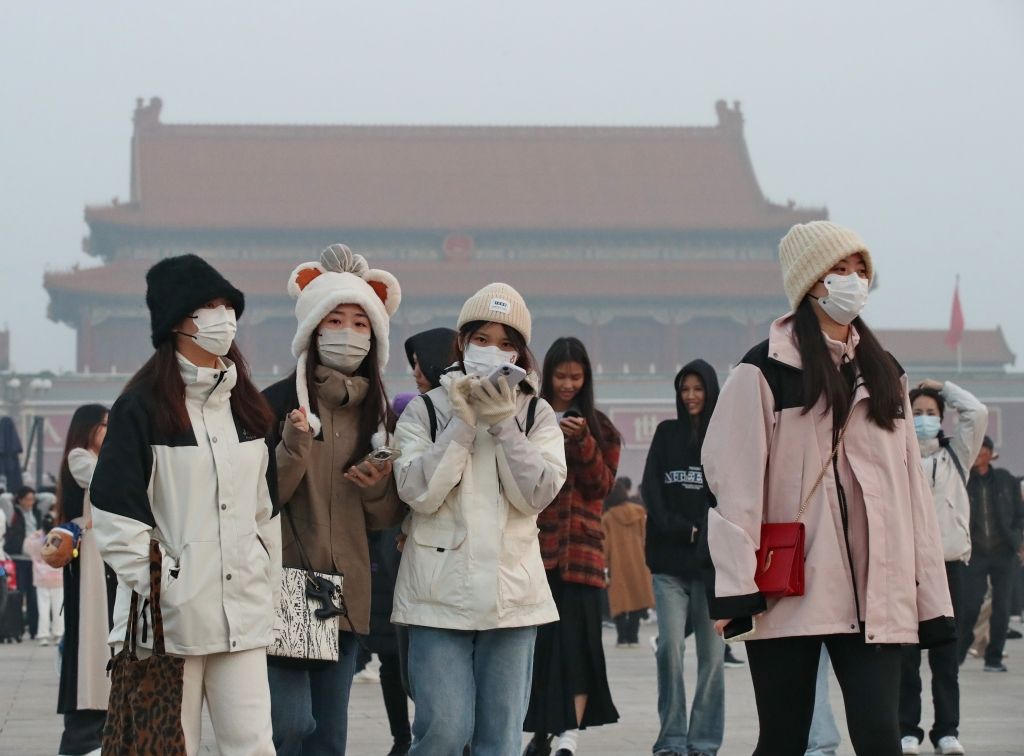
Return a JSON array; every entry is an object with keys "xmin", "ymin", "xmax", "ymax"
[
  {"xmin": 404, "ymin": 328, "xmax": 457, "ymax": 393},
  {"xmin": 641, "ymin": 359, "xmax": 721, "ymax": 579}
]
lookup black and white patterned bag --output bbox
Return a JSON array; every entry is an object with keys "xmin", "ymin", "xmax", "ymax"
[{"xmin": 268, "ymin": 510, "xmax": 346, "ymax": 661}]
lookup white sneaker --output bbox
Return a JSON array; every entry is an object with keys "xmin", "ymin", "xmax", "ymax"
[
  {"xmin": 352, "ymin": 667, "xmax": 380, "ymax": 683},
  {"xmin": 38, "ymin": 637, "xmax": 50, "ymax": 647},
  {"xmin": 901, "ymin": 735, "xmax": 921, "ymax": 755},
  {"xmin": 935, "ymin": 735, "xmax": 965, "ymax": 755},
  {"xmin": 649, "ymin": 635, "xmax": 658, "ymax": 653}
]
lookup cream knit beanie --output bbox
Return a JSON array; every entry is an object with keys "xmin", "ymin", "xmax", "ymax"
[
  {"xmin": 457, "ymin": 283, "xmax": 532, "ymax": 344},
  {"xmin": 286, "ymin": 244, "xmax": 401, "ymax": 436},
  {"xmin": 779, "ymin": 221, "xmax": 873, "ymax": 310}
]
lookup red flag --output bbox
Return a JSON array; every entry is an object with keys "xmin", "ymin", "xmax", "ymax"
[{"xmin": 946, "ymin": 279, "xmax": 964, "ymax": 350}]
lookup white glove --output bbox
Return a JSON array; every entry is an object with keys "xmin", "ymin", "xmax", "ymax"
[
  {"xmin": 471, "ymin": 377, "xmax": 517, "ymax": 428},
  {"xmin": 447, "ymin": 375, "xmax": 477, "ymax": 428}
]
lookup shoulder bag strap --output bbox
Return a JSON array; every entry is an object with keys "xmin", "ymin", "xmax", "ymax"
[
  {"xmin": 795, "ymin": 401, "xmax": 857, "ymax": 523},
  {"xmin": 422, "ymin": 394, "xmax": 438, "ymax": 443},
  {"xmin": 147, "ymin": 539, "xmax": 168, "ymax": 655}
]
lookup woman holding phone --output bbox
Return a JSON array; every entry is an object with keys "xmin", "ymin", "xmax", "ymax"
[
  {"xmin": 523, "ymin": 336, "xmax": 620, "ymax": 756},
  {"xmin": 263, "ymin": 245, "xmax": 405, "ymax": 756},
  {"xmin": 702, "ymin": 221, "xmax": 954, "ymax": 755},
  {"xmin": 392, "ymin": 283, "xmax": 567, "ymax": 756}
]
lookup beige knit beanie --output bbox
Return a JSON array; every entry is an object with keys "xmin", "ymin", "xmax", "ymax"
[
  {"xmin": 779, "ymin": 221, "xmax": 874, "ymax": 310},
  {"xmin": 457, "ymin": 283, "xmax": 532, "ymax": 344}
]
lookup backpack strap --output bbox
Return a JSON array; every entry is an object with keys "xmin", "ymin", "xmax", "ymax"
[
  {"xmin": 941, "ymin": 438, "xmax": 969, "ymax": 489},
  {"xmin": 524, "ymin": 396, "xmax": 539, "ymax": 436},
  {"xmin": 422, "ymin": 394, "xmax": 439, "ymax": 443}
]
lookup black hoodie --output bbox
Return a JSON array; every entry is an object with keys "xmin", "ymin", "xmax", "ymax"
[
  {"xmin": 641, "ymin": 359, "xmax": 720, "ymax": 578},
  {"xmin": 404, "ymin": 328, "xmax": 457, "ymax": 391}
]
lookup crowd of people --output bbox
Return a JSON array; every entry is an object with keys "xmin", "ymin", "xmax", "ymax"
[{"xmin": 1, "ymin": 220, "xmax": 1022, "ymax": 756}]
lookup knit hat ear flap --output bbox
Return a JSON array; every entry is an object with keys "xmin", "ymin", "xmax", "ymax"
[
  {"xmin": 288, "ymin": 263, "xmax": 325, "ymax": 299},
  {"xmin": 294, "ymin": 351, "xmax": 322, "ymax": 438},
  {"xmin": 364, "ymin": 269, "xmax": 402, "ymax": 316}
]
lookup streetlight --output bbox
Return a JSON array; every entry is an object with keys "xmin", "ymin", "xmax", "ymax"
[{"xmin": 1, "ymin": 372, "xmax": 54, "ymax": 489}]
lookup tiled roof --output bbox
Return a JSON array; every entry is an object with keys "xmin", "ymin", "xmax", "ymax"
[
  {"xmin": 83, "ymin": 98, "xmax": 825, "ymax": 233},
  {"xmin": 877, "ymin": 329, "xmax": 1015, "ymax": 368}
]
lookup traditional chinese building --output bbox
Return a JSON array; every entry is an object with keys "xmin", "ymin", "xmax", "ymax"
[{"xmin": 32, "ymin": 98, "xmax": 1023, "ymax": 478}]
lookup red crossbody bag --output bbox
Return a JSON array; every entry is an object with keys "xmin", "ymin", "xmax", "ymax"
[{"xmin": 755, "ymin": 408, "xmax": 854, "ymax": 598}]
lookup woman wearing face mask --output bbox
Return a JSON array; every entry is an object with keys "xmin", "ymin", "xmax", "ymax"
[
  {"xmin": 641, "ymin": 359, "xmax": 726, "ymax": 756},
  {"xmin": 702, "ymin": 222, "xmax": 954, "ymax": 756},
  {"xmin": 898, "ymin": 380, "xmax": 986, "ymax": 756},
  {"xmin": 523, "ymin": 337, "xmax": 620, "ymax": 756},
  {"xmin": 262, "ymin": 245, "xmax": 405, "ymax": 756},
  {"xmin": 91, "ymin": 255, "xmax": 280, "ymax": 755},
  {"xmin": 392, "ymin": 283, "xmax": 567, "ymax": 756}
]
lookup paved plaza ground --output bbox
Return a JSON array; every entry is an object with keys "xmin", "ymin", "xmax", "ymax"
[{"xmin": 2, "ymin": 620, "xmax": 1022, "ymax": 755}]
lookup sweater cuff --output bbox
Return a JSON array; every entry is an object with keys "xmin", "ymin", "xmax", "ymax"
[
  {"xmin": 281, "ymin": 418, "xmax": 314, "ymax": 453},
  {"xmin": 708, "ymin": 591, "xmax": 767, "ymax": 621},
  {"xmin": 918, "ymin": 616, "xmax": 957, "ymax": 649}
]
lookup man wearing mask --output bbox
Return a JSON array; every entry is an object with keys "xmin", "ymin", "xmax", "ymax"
[{"xmin": 957, "ymin": 436, "xmax": 1024, "ymax": 672}]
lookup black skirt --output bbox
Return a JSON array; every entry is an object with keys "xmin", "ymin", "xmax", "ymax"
[{"xmin": 523, "ymin": 570, "xmax": 619, "ymax": 733}]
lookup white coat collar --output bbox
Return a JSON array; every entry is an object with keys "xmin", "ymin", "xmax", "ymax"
[{"xmin": 176, "ymin": 352, "xmax": 237, "ymax": 404}]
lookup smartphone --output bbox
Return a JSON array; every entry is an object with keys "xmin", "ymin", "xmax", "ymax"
[
  {"xmin": 723, "ymin": 616, "xmax": 756, "ymax": 643},
  {"xmin": 486, "ymin": 362, "xmax": 527, "ymax": 387},
  {"xmin": 359, "ymin": 446, "xmax": 402, "ymax": 471},
  {"xmin": 562, "ymin": 409, "xmax": 583, "ymax": 420}
]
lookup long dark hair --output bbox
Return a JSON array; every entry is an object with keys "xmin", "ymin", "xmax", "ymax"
[
  {"xmin": 54, "ymin": 403, "xmax": 108, "ymax": 522},
  {"xmin": 541, "ymin": 336, "xmax": 613, "ymax": 448},
  {"xmin": 303, "ymin": 331, "xmax": 395, "ymax": 470},
  {"xmin": 456, "ymin": 320, "xmax": 536, "ymax": 395},
  {"xmin": 124, "ymin": 340, "xmax": 275, "ymax": 439},
  {"xmin": 793, "ymin": 298, "xmax": 901, "ymax": 432}
]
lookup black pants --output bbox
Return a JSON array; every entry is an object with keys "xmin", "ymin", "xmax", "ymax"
[
  {"xmin": 58, "ymin": 709, "xmax": 107, "ymax": 755},
  {"xmin": 378, "ymin": 651, "xmax": 411, "ymax": 745},
  {"xmin": 614, "ymin": 611, "xmax": 642, "ymax": 644},
  {"xmin": 957, "ymin": 549, "xmax": 1017, "ymax": 666},
  {"xmin": 14, "ymin": 560, "xmax": 38, "ymax": 637},
  {"xmin": 746, "ymin": 632, "xmax": 902, "ymax": 756},
  {"xmin": 899, "ymin": 561, "xmax": 962, "ymax": 745}
]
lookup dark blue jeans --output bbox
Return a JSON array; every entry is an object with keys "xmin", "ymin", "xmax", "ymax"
[{"xmin": 268, "ymin": 631, "xmax": 360, "ymax": 756}]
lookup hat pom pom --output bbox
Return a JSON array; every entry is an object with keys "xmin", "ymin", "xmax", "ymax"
[{"xmin": 321, "ymin": 244, "xmax": 369, "ymax": 277}]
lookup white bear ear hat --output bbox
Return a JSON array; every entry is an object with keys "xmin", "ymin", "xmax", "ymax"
[{"xmin": 288, "ymin": 244, "xmax": 401, "ymax": 436}]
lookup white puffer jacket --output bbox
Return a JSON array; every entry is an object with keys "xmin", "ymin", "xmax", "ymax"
[
  {"xmin": 391, "ymin": 371, "xmax": 566, "ymax": 630},
  {"xmin": 918, "ymin": 381, "xmax": 988, "ymax": 563}
]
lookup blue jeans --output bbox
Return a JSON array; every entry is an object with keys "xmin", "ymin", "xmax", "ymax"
[
  {"xmin": 407, "ymin": 624, "xmax": 537, "ymax": 756},
  {"xmin": 268, "ymin": 631, "xmax": 360, "ymax": 755},
  {"xmin": 652, "ymin": 574, "xmax": 725, "ymax": 755},
  {"xmin": 805, "ymin": 648, "xmax": 840, "ymax": 756}
]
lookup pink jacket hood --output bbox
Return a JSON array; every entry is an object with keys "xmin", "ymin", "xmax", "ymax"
[{"xmin": 702, "ymin": 315, "xmax": 954, "ymax": 646}]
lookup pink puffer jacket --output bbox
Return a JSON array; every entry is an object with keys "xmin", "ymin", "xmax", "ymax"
[{"xmin": 703, "ymin": 316, "xmax": 954, "ymax": 646}]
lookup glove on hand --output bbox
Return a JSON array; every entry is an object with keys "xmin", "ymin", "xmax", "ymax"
[
  {"xmin": 471, "ymin": 376, "xmax": 517, "ymax": 427},
  {"xmin": 447, "ymin": 374, "xmax": 477, "ymax": 428}
]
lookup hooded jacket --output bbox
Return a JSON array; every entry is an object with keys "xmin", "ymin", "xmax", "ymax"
[
  {"xmin": 602, "ymin": 501, "xmax": 655, "ymax": 616},
  {"xmin": 917, "ymin": 382, "xmax": 987, "ymax": 563},
  {"xmin": 702, "ymin": 316, "xmax": 954, "ymax": 647},
  {"xmin": 391, "ymin": 370, "xmax": 566, "ymax": 630},
  {"xmin": 641, "ymin": 359, "xmax": 720, "ymax": 579},
  {"xmin": 405, "ymin": 328, "xmax": 457, "ymax": 390}
]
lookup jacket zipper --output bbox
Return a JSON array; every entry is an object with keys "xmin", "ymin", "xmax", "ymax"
[{"xmin": 832, "ymin": 427, "xmax": 862, "ymax": 627}]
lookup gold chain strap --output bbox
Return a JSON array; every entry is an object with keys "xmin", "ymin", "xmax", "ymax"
[{"xmin": 795, "ymin": 404, "xmax": 856, "ymax": 523}]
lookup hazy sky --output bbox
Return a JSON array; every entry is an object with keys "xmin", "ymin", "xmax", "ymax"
[{"xmin": 1, "ymin": 1, "xmax": 1022, "ymax": 373}]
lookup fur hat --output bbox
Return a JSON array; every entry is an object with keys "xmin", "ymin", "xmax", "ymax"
[
  {"xmin": 288, "ymin": 244, "xmax": 401, "ymax": 436},
  {"xmin": 778, "ymin": 221, "xmax": 874, "ymax": 310},
  {"xmin": 457, "ymin": 283, "xmax": 531, "ymax": 344},
  {"xmin": 145, "ymin": 254, "xmax": 245, "ymax": 348}
]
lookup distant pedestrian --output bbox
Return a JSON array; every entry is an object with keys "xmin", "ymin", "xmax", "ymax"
[
  {"xmin": 641, "ymin": 359, "xmax": 725, "ymax": 756},
  {"xmin": 957, "ymin": 436, "xmax": 1024, "ymax": 672},
  {"xmin": 3, "ymin": 485, "xmax": 41, "ymax": 639},
  {"xmin": 602, "ymin": 480, "xmax": 654, "ymax": 648},
  {"xmin": 704, "ymin": 221, "xmax": 955, "ymax": 756},
  {"xmin": 900, "ymin": 380, "xmax": 987, "ymax": 755},
  {"xmin": 392, "ymin": 283, "xmax": 566, "ymax": 756},
  {"xmin": 52, "ymin": 403, "xmax": 116, "ymax": 756},
  {"xmin": 23, "ymin": 512, "xmax": 64, "ymax": 645},
  {"xmin": 524, "ymin": 337, "xmax": 621, "ymax": 756}
]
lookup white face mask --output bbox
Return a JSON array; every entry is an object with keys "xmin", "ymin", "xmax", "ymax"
[
  {"xmin": 183, "ymin": 306, "xmax": 237, "ymax": 357},
  {"xmin": 814, "ymin": 273, "xmax": 869, "ymax": 326},
  {"xmin": 462, "ymin": 343, "xmax": 518, "ymax": 376},
  {"xmin": 317, "ymin": 328, "xmax": 371, "ymax": 374}
]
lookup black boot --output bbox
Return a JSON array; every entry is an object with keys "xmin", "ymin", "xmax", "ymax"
[{"xmin": 523, "ymin": 733, "xmax": 553, "ymax": 756}]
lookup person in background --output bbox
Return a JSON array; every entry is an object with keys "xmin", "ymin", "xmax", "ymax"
[
  {"xmin": 704, "ymin": 221, "xmax": 954, "ymax": 756},
  {"xmin": 53, "ymin": 403, "xmax": 115, "ymax": 756},
  {"xmin": 406, "ymin": 327, "xmax": 457, "ymax": 395},
  {"xmin": 524, "ymin": 337, "xmax": 620, "ymax": 756},
  {"xmin": 392, "ymin": 283, "xmax": 566, "ymax": 756},
  {"xmin": 92, "ymin": 254, "xmax": 281, "ymax": 755},
  {"xmin": 641, "ymin": 359, "xmax": 725, "ymax": 756},
  {"xmin": 263, "ymin": 245, "xmax": 405, "ymax": 756},
  {"xmin": 957, "ymin": 436, "xmax": 1024, "ymax": 672},
  {"xmin": 899, "ymin": 380, "xmax": 987, "ymax": 755},
  {"xmin": 3, "ymin": 486, "xmax": 41, "ymax": 639},
  {"xmin": 602, "ymin": 479, "xmax": 654, "ymax": 647},
  {"xmin": 23, "ymin": 512, "xmax": 64, "ymax": 646}
]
